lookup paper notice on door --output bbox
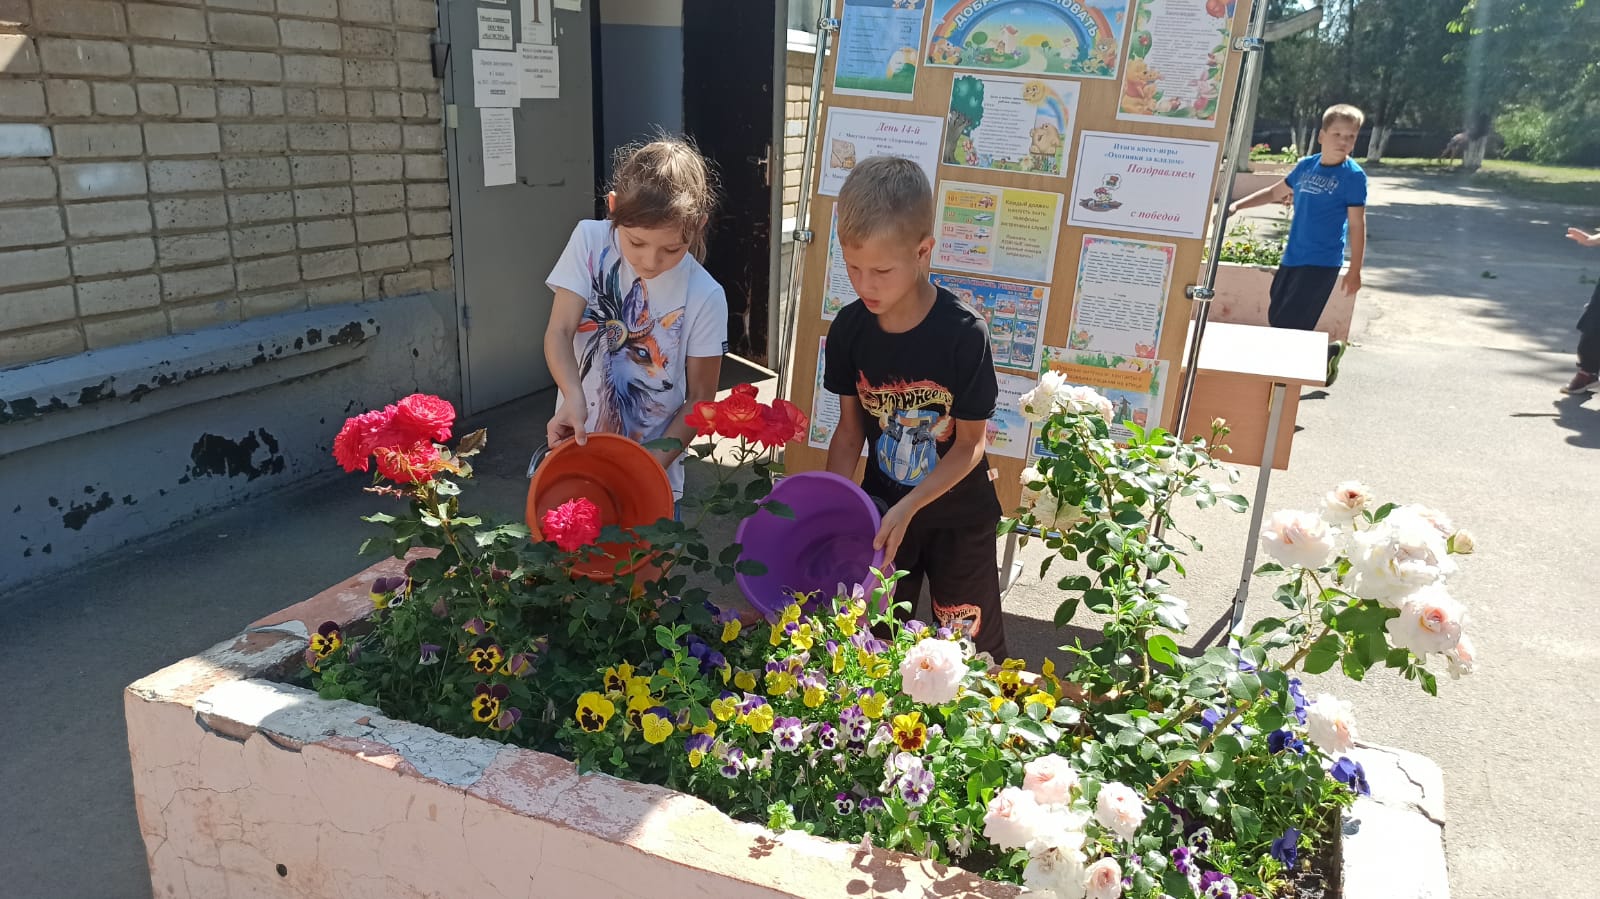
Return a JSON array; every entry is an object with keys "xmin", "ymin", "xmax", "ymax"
[
  {"xmin": 555, "ymin": 0, "xmax": 582, "ymax": 9},
  {"xmin": 519, "ymin": 43, "xmax": 559, "ymax": 99},
  {"xmin": 521, "ymin": 0, "xmax": 554, "ymax": 45},
  {"xmin": 482, "ymin": 108, "xmax": 516, "ymax": 186},
  {"xmin": 472, "ymin": 49, "xmax": 520, "ymax": 107},
  {"xmin": 478, "ymin": 8, "xmax": 514, "ymax": 50}
]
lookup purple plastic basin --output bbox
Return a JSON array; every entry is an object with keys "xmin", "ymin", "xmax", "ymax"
[{"xmin": 733, "ymin": 471, "xmax": 885, "ymax": 621}]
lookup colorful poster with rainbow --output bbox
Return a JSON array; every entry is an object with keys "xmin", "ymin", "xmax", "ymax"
[
  {"xmin": 923, "ymin": 0, "xmax": 1129, "ymax": 80},
  {"xmin": 943, "ymin": 73, "xmax": 1079, "ymax": 178}
]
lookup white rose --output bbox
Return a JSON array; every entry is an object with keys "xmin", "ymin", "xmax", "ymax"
[
  {"xmin": 1094, "ymin": 782, "xmax": 1145, "ymax": 842},
  {"xmin": 1386, "ymin": 585, "xmax": 1467, "ymax": 655},
  {"xmin": 1021, "ymin": 370, "xmax": 1068, "ymax": 422},
  {"xmin": 1445, "ymin": 633, "xmax": 1477, "ymax": 679},
  {"xmin": 1032, "ymin": 489, "xmax": 1087, "ymax": 532},
  {"xmin": 898, "ymin": 637, "xmax": 968, "ymax": 706},
  {"xmin": 1021, "ymin": 466, "xmax": 1049, "ymax": 490},
  {"xmin": 1058, "ymin": 385, "xmax": 1114, "ymax": 422},
  {"xmin": 1350, "ymin": 518, "xmax": 1455, "ymax": 605},
  {"xmin": 1260, "ymin": 509, "xmax": 1337, "ymax": 570},
  {"xmin": 985, "ymin": 787, "xmax": 1045, "ymax": 850},
  {"xmin": 1084, "ymin": 857, "xmax": 1124, "ymax": 899},
  {"xmin": 1321, "ymin": 480, "xmax": 1373, "ymax": 523},
  {"xmin": 1448, "ymin": 529, "xmax": 1476, "ymax": 555},
  {"xmin": 1306, "ymin": 694, "xmax": 1359, "ymax": 754},
  {"xmin": 1023, "ymin": 839, "xmax": 1088, "ymax": 899},
  {"xmin": 1389, "ymin": 504, "xmax": 1455, "ymax": 538},
  {"xmin": 1024, "ymin": 754, "xmax": 1081, "ymax": 807}
]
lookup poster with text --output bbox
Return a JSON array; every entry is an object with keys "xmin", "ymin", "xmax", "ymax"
[
  {"xmin": 834, "ymin": 0, "xmax": 929, "ymax": 100},
  {"xmin": 520, "ymin": 0, "xmax": 554, "ymax": 45},
  {"xmin": 1068, "ymin": 131, "xmax": 1218, "ymax": 238},
  {"xmin": 935, "ymin": 181, "xmax": 1062, "ymax": 283},
  {"xmin": 823, "ymin": 208, "xmax": 860, "ymax": 321},
  {"xmin": 943, "ymin": 73, "xmax": 1078, "ymax": 177},
  {"xmin": 1041, "ymin": 347, "xmax": 1167, "ymax": 442},
  {"xmin": 820, "ymin": 109, "xmax": 944, "ymax": 197},
  {"xmin": 929, "ymin": 272, "xmax": 1047, "ymax": 371},
  {"xmin": 924, "ymin": 0, "xmax": 1127, "ymax": 80},
  {"xmin": 1118, "ymin": 0, "xmax": 1234, "ymax": 127},
  {"xmin": 809, "ymin": 337, "xmax": 839, "ymax": 450},
  {"xmin": 478, "ymin": 8, "xmax": 513, "ymax": 50},
  {"xmin": 1066, "ymin": 235, "xmax": 1174, "ymax": 358},
  {"xmin": 987, "ymin": 372, "xmax": 1037, "ymax": 458},
  {"xmin": 472, "ymin": 49, "xmax": 520, "ymax": 107}
]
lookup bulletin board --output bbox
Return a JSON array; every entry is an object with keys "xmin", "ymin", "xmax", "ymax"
[{"xmin": 785, "ymin": 0, "xmax": 1254, "ymax": 510}]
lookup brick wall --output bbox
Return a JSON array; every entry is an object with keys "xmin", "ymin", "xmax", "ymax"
[
  {"xmin": 781, "ymin": 45, "xmax": 813, "ymax": 228},
  {"xmin": 0, "ymin": 0, "xmax": 448, "ymax": 368}
]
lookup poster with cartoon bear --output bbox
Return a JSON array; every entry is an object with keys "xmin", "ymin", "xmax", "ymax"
[
  {"xmin": 923, "ymin": 0, "xmax": 1128, "ymax": 80},
  {"xmin": 943, "ymin": 73, "xmax": 1079, "ymax": 178},
  {"xmin": 834, "ymin": 0, "xmax": 930, "ymax": 101},
  {"xmin": 1118, "ymin": 0, "xmax": 1235, "ymax": 127}
]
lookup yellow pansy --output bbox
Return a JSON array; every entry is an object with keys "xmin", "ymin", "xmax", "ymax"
[
  {"xmin": 859, "ymin": 690, "xmax": 887, "ymax": 719},
  {"xmin": 641, "ymin": 711, "xmax": 674, "ymax": 744},
  {"xmin": 575, "ymin": 692, "xmax": 615, "ymax": 733},
  {"xmin": 780, "ymin": 602, "xmax": 803, "ymax": 625},
  {"xmin": 744, "ymin": 704, "xmax": 774, "ymax": 734},
  {"xmin": 803, "ymin": 686, "xmax": 827, "ymax": 709},
  {"xmin": 765, "ymin": 670, "xmax": 797, "ymax": 697},
  {"xmin": 832, "ymin": 649, "xmax": 848, "ymax": 674},
  {"xmin": 626, "ymin": 693, "xmax": 654, "ymax": 730},
  {"xmin": 721, "ymin": 619, "xmax": 741, "ymax": 643},
  {"xmin": 710, "ymin": 695, "xmax": 739, "ymax": 722},
  {"xmin": 790, "ymin": 622, "xmax": 816, "ymax": 651},
  {"xmin": 693, "ymin": 720, "xmax": 717, "ymax": 737},
  {"xmin": 603, "ymin": 663, "xmax": 635, "ymax": 695},
  {"xmin": 768, "ymin": 624, "xmax": 786, "ymax": 647},
  {"xmin": 734, "ymin": 669, "xmax": 759, "ymax": 692},
  {"xmin": 892, "ymin": 711, "xmax": 928, "ymax": 752},
  {"xmin": 1024, "ymin": 692, "xmax": 1057, "ymax": 712}
]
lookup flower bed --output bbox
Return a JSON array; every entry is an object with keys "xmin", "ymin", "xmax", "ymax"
[{"xmin": 160, "ymin": 385, "xmax": 1477, "ymax": 899}]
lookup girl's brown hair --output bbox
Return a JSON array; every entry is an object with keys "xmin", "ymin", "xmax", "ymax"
[{"xmin": 608, "ymin": 136, "xmax": 719, "ymax": 261}]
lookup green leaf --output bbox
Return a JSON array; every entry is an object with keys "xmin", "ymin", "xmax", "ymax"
[
  {"xmin": 734, "ymin": 559, "xmax": 768, "ymax": 576},
  {"xmin": 762, "ymin": 500, "xmax": 795, "ymax": 520},
  {"xmin": 362, "ymin": 512, "xmax": 397, "ymax": 524},
  {"xmin": 1229, "ymin": 805, "xmax": 1262, "ymax": 842},
  {"xmin": 1053, "ymin": 597, "xmax": 1081, "ymax": 628},
  {"xmin": 1146, "ymin": 634, "xmax": 1180, "ymax": 667},
  {"xmin": 1421, "ymin": 669, "xmax": 1438, "ymax": 696},
  {"xmin": 1220, "ymin": 494, "xmax": 1249, "ymax": 513},
  {"xmin": 1253, "ymin": 561, "xmax": 1285, "ymax": 575},
  {"xmin": 1050, "ymin": 706, "xmax": 1081, "ymax": 726},
  {"xmin": 1114, "ymin": 726, "xmax": 1144, "ymax": 747},
  {"xmin": 1341, "ymin": 650, "xmax": 1368, "ymax": 681},
  {"xmin": 1303, "ymin": 633, "xmax": 1343, "ymax": 674},
  {"xmin": 644, "ymin": 437, "xmax": 684, "ymax": 453},
  {"xmin": 719, "ymin": 544, "xmax": 742, "ymax": 566}
]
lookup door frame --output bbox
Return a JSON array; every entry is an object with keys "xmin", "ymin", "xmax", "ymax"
[{"xmin": 764, "ymin": 0, "xmax": 788, "ymax": 368}]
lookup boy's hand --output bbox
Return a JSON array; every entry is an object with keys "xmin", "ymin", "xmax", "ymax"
[
  {"xmin": 1341, "ymin": 269, "xmax": 1362, "ymax": 296},
  {"xmin": 874, "ymin": 499, "xmax": 917, "ymax": 570},
  {"xmin": 1567, "ymin": 227, "xmax": 1600, "ymax": 248},
  {"xmin": 546, "ymin": 399, "xmax": 588, "ymax": 448},
  {"xmin": 647, "ymin": 447, "xmax": 676, "ymax": 471}
]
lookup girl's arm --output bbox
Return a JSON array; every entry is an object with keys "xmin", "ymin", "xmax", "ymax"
[
  {"xmin": 649, "ymin": 355, "xmax": 721, "ymax": 469},
  {"xmin": 1342, "ymin": 206, "xmax": 1366, "ymax": 296},
  {"xmin": 1568, "ymin": 227, "xmax": 1600, "ymax": 247},
  {"xmin": 1228, "ymin": 178, "xmax": 1292, "ymax": 215},
  {"xmin": 543, "ymin": 287, "xmax": 590, "ymax": 446}
]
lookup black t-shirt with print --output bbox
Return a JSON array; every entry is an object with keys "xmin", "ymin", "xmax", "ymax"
[{"xmin": 824, "ymin": 287, "xmax": 1002, "ymax": 526}]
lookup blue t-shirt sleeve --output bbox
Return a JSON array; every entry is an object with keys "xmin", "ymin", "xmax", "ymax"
[
  {"xmin": 1346, "ymin": 168, "xmax": 1368, "ymax": 207},
  {"xmin": 1285, "ymin": 157, "xmax": 1310, "ymax": 190}
]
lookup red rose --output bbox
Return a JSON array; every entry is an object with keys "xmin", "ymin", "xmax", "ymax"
[
  {"xmin": 374, "ymin": 442, "xmax": 443, "ymax": 484},
  {"xmin": 715, "ymin": 392, "xmax": 766, "ymax": 441},
  {"xmin": 332, "ymin": 405, "xmax": 402, "ymax": 472},
  {"xmin": 755, "ymin": 399, "xmax": 810, "ymax": 446},
  {"xmin": 731, "ymin": 383, "xmax": 759, "ymax": 399},
  {"xmin": 394, "ymin": 393, "xmax": 456, "ymax": 444},
  {"xmin": 770, "ymin": 399, "xmax": 809, "ymax": 444},
  {"xmin": 541, "ymin": 497, "xmax": 602, "ymax": 553},
  {"xmin": 684, "ymin": 400, "xmax": 721, "ymax": 437}
]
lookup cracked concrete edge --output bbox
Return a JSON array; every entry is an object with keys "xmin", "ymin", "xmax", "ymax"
[
  {"xmin": 125, "ymin": 554, "xmax": 1024, "ymax": 899},
  {"xmin": 1341, "ymin": 743, "xmax": 1450, "ymax": 899}
]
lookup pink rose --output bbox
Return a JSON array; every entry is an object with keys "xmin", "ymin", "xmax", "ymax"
[
  {"xmin": 1023, "ymin": 754, "xmax": 1080, "ymax": 806},
  {"xmin": 1446, "ymin": 634, "xmax": 1476, "ymax": 679},
  {"xmin": 1386, "ymin": 585, "xmax": 1467, "ymax": 655},
  {"xmin": 984, "ymin": 787, "xmax": 1044, "ymax": 850},
  {"xmin": 1306, "ymin": 693, "xmax": 1358, "ymax": 754},
  {"xmin": 898, "ymin": 637, "xmax": 967, "ymax": 706},
  {"xmin": 1084, "ymin": 856, "xmax": 1123, "ymax": 899},
  {"xmin": 1260, "ymin": 509, "xmax": 1336, "ymax": 569},
  {"xmin": 1094, "ymin": 782, "xmax": 1145, "ymax": 842}
]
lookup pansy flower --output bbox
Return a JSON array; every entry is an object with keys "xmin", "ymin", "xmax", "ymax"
[
  {"xmin": 490, "ymin": 707, "xmax": 522, "ymax": 732},
  {"xmin": 718, "ymin": 747, "xmax": 745, "ymax": 779},
  {"xmin": 800, "ymin": 672, "xmax": 828, "ymax": 709},
  {"xmin": 741, "ymin": 696, "xmax": 774, "ymax": 734},
  {"xmin": 891, "ymin": 712, "xmax": 928, "ymax": 752},
  {"xmin": 1330, "ymin": 757, "xmax": 1371, "ymax": 795},
  {"xmin": 686, "ymin": 733, "xmax": 715, "ymax": 768},
  {"xmin": 1171, "ymin": 846, "xmax": 1197, "ymax": 876},
  {"xmin": 833, "ymin": 792, "xmax": 855, "ymax": 815},
  {"xmin": 779, "ymin": 602, "xmax": 803, "ymax": 625},
  {"xmin": 715, "ymin": 607, "xmax": 742, "ymax": 643},
  {"xmin": 1269, "ymin": 827, "xmax": 1300, "ymax": 867},
  {"xmin": 462, "ymin": 617, "xmax": 493, "ymax": 636},
  {"xmin": 467, "ymin": 638, "xmax": 504, "ymax": 675},
  {"xmin": 825, "ymin": 639, "xmax": 847, "ymax": 674},
  {"xmin": 575, "ymin": 691, "xmax": 615, "ymax": 732},
  {"xmin": 626, "ymin": 692, "xmax": 654, "ymax": 730},
  {"xmin": 764, "ymin": 667, "xmax": 797, "ymax": 698},
  {"xmin": 309, "ymin": 621, "xmax": 343, "ymax": 659},
  {"xmin": 815, "ymin": 723, "xmax": 839, "ymax": 750},
  {"xmin": 996, "ymin": 658, "xmax": 1025, "ymax": 699},
  {"xmin": 903, "ymin": 619, "xmax": 928, "ymax": 637},
  {"xmin": 858, "ymin": 688, "xmax": 887, "ymax": 719},
  {"xmin": 839, "ymin": 705, "xmax": 870, "ymax": 742},
  {"xmin": 899, "ymin": 766, "xmax": 934, "ymax": 806},
  {"xmin": 471, "ymin": 683, "xmax": 508, "ymax": 724},
  {"xmin": 859, "ymin": 797, "xmax": 886, "ymax": 815},
  {"xmin": 734, "ymin": 669, "xmax": 759, "ymax": 692},
  {"xmin": 500, "ymin": 651, "xmax": 537, "ymax": 678},
  {"xmin": 641, "ymin": 707, "xmax": 674, "ymax": 744},
  {"xmin": 1200, "ymin": 872, "xmax": 1238, "ymax": 899},
  {"xmin": 1267, "ymin": 729, "xmax": 1306, "ymax": 755},
  {"xmin": 710, "ymin": 692, "xmax": 740, "ymax": 722},
  {"xmin": 1189, "ymin": 826, "xmax": 1214, "ymax": 854},
  {"xmin": 789, "ymin": 620, "xmax": 816, "ymax": 651},
  {"xmin": 1024, "ymin": 691, "xmax": 1057, "ymax": 712},
  {"xmin": 369, "ymin": 575, "xmax": 408, "ymax": 609},
  {"xmin": 773, "ymin": 716, "xmax": 805, "ymax": 752},
  {"xmin": 603, "ymin": 662, "xmax": 635, "ymax": 696},
  {"xmin": 417, "ymin": 643, "xmax": 442, "ymax": 666}
]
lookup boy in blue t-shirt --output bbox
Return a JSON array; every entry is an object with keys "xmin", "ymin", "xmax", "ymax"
[{"xmin": 1231, "ymin": 104, "xmax": 1368, "ymax": 384}]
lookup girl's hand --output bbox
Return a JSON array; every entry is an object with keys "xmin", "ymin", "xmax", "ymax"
[
  {"xmin": 647, "ymin": 447, "xmax": 676, "ymax": 471},
  {"xmin": 1567, "ymin": 227, "xmax": 1600, "ymax": 248},
  {"xmin": 546, "ymin": 399, "xmax": 588, "ymax": 448}
]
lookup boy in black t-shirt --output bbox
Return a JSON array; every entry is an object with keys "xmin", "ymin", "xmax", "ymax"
[{"xmin": 823, "ymin": 156, "xmax": 1008, "ymax": 661}]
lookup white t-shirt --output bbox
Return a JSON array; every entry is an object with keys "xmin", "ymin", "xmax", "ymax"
[{"xmin": 546, "ymin": 219, "xmax": 729, "ymax": 495}]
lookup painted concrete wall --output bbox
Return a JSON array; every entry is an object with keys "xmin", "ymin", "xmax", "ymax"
[
  {"xmin": 598, "ymin": 0, "xmax": 682, "ymax": 181},
  {"xmin": 0, "ymin": 293, "xmax": 458, "ymax": 594}
]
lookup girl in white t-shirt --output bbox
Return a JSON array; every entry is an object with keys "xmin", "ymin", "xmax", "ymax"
[{"xmin": 543, "ymin": 138, "xmax": 728, "ymax": 497}]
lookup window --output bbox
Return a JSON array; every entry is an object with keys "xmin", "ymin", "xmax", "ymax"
[{"xmin": 788, "ymin": 0, "xmax": 823, "ymax": 32}]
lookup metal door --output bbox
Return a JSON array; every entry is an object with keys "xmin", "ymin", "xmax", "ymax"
[{"xmin": 441, "ymin": 0, "xmax": 598, "ymax": 413}]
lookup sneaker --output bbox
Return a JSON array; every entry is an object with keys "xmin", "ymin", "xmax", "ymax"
[
  {"xmin": 1326, "ymin": 341, "xmax": 1348, "ymax": 386},
  {"xmin": 1562, "ymin": 370, "xmax": 1598, "ymax": 394}
]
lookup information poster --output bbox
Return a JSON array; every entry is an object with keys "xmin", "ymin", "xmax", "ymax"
[
  {"xmin": 1066, "ymin": 235, "xmax": 1174, "ymax": 358},
  {"xmin": 944, "ymin": 73, "xmax": 1079, "ymax": 177},
  {"xmin": 1119, "ymin": 0, "xmax": 1234, "ymax": 127},
  {"xmin": 823, "ymin": 208, "xmax": 859, "ymax": 321},
  {"xmin": 934, "ymin": 181, "xmax": 1062, "ymax": 283},
  {"xmin": 1042, "ymin": 347, "xmax": 1167, "ymax": 441},
  {"xmin": 988, "ymin": 372, "xmax": 1037, "ymax": 459},
  {"xmin": 472, "ymin": 49, "xmax": 520, "ymax": 107},
  {"xmin": 521, "ymin": 0, "xmax": 554, "ymax": 45},
  {"xmin": 924, "ymin": 0, "xmax": 1128, "ymax": 80},
  {"xmin": 820, "ymin": 109, "xmax": 944, "ymax": 197},
  {"xmin": 930, "ymin": 272, "xmax": 1047, "ymax": 371},
  {"xmin": 1068, "ymin": 131, "xmax": 1218, "ymax": 238},
  {"xmin": 808, "ymin": 337, "xmax": 839, "ymax": 450},
  {"xmin": 519, "ymin": 44, "xmax": 559, "ymax": 99},
  {"xmin": 478, "ymin": 8, "xmax": 513, "ymax": 50},
  {"xmin": 481, "ymin": 108, "xmax": 516, "ymax": 186},
  {"xmin": 834, "ymin": 0, "xmax": 929, "ymax": 101}
]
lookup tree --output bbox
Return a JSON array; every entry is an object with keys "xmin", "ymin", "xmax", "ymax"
[
  {"xmin": 1348, "ymin": 0, "xmax": 1464, "ymax": 162},
  {"xmin": 946, "ymin": 75, "xmax": 986, "ymax": 161}
]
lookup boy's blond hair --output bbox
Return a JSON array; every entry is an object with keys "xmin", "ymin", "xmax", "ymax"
[
  {"xmin": 835, "ymin": 156, "xmax": 933, "ymax": 247},
  {"xmin": 1322, "ymin": 104, "xmax": 1365, "ymax": 129}
]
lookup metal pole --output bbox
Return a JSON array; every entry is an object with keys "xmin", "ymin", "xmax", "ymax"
[
  {"xmin": 774, "ymin": 10, "xmax": 836, "ymax": 402},
  {"xmin": 1228, "ymin": 382, "xmax": 1287, "ymax": 634},
  {"xmin": 1171, "ymin": 0, "xmax": 1271, "ymax": 442}
]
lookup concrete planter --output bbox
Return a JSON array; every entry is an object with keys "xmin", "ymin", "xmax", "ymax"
[
  {"xmin": 1230, "ymin": 163, "xmax": 1294, "ymax": 200},
  {"xmin": 125, "ymin": 559, "xmax": 1447, "ymax": 898},
  {"xmin": 1210, "ymin": 261, "xmax": 1356, "ymax": 343}
]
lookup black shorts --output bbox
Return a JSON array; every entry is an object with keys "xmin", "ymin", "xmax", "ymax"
[
  {"xmin": 884, "ymin": 515, "xmax": 1008, "ymax": 661},
  {"xmin": 1268, "ymin": 265, "xmax": 1341, "ymax": 331}
]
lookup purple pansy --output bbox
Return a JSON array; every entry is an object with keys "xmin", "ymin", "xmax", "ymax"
[
  {"xmin": 1330, "ymin": 756, "xmax": 1371, "ymax": 795},
  {"xmin": 1270, "ymin": 828, "xmax": 1300, "ymax": 867}
]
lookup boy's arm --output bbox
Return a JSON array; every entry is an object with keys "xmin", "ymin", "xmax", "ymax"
[
  {"xmin": 1228, "ymin": 178, "xmax": 1292, "ymax": 215},
  {"xmin": 1567, "ymin": 227, "xmax": 1600, "ymax": 247},
  {"xmin": 543, "ymin": 287, "xmax": 590, "ymax": 446},
  {"xmin": 874, "ymin": 417, "xmax": 988, "ymax": 566},
  {"xmin": 650, "ymin": 355, "xmax": 722, "ymax": 469},
  {"xmin": 1342, "ymin": 206, "xmax": 1366, "ymax": 296},
  {"xmin": 825, "ymin": 396, "xmax": 867, "ymax": 478}
]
